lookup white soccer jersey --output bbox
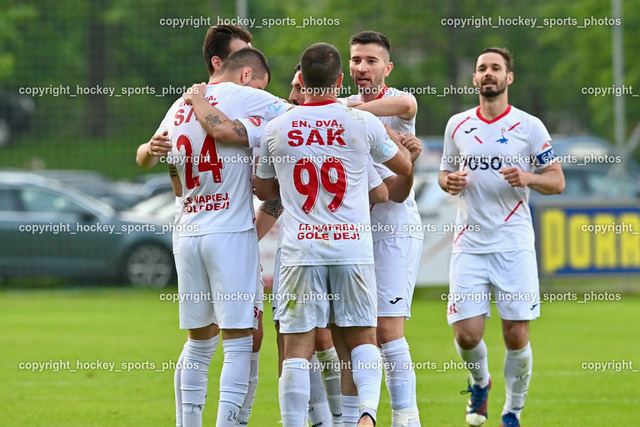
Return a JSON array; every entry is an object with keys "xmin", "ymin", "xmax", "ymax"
[
  {"xmin": 440, "ymin": 105, "xmax": 556, "ymax": 253},
  {"xmin": 349, "ymin": 87, "xmax": 423, "ymax": 242},
  {"xmin": 158, "ymin": 82, "xmax": 288, "ymax": 236},
  {"xmin": 257, "ymin": 101, "xmax": 399, "ymax": 266}
]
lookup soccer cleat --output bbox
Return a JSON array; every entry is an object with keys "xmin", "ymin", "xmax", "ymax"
[
  {"xmin": 499, "ymin": 412, "xmax": 520, "ymax": 427},
  {"xmin": 460, "ymin": 377, "xmax": 492, "ymax": 426}
]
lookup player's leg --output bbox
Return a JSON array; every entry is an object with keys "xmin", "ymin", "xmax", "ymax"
[
  {"xmin": 315, "ymin": 328, "xmax": 343, "ymax": 425},
  {"xmin": 175, "ymin": 235, "xmax": 220, "ymax": 427},
  {"xmin": 204, "ymin": 231, "xmax": 258, "ymax": 427},
  {"xmin": 331, "ymin": 264, "xmax": 381, "ymax": 427},
  {"xmin": 448, "ymin": 252, "xmax": 493, "ymax": 426},
  {"xmin": 375, "ymin": 237, "xmax": 422, "ymax": 426},
  {"xmin": 330, "ymin": 324, "xmax": 359, "ymax": 427},
  {"xmin": 491, "ymin": 250, "xmax": 539, "ymax": 427},
  {"xmin": 308, "ymin": 352, "xmax": 332, "ymax": 427},
  {"xmin": 236, "ymin": 308, "xmax": 263, "ymax": 426},
  {"xmin": 276, "ymin": 265, "xmax": 331, "ymax": 427}
]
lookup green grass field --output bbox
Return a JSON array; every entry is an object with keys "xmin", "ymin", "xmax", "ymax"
[{"xmin": 1, "ymin": 286, "xmax": 638, "ymax": 426}]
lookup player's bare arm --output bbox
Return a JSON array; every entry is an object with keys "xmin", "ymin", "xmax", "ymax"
[
  {"xmin": 380, "ymin": 124, "xmax": 413, "ymax": 176},
  {"xmin": 168, "ymin": 164, "xmax": 182, "ymax": 197},
  {"xmin": 355, "ymin": 95, "xmax": 417, "ymax": 120},
  {"xmin": 181, "ymin": 83, "xmax": 251, "ymax": 146},
  {"xmin": 255, "ymin": 199, "xmax": 283, "ymax": 241},
  {"xmin": 136, "ymin": 130, "xmax": 172, "ymax": 168},
  {"xmin": 382, "ymin": 132, "xmax": 422, "ymax": 203},
  {"xmin": 369, "ymin": 181, "xmax": 389, "ymax": 204},
  {"xmin": 501, "ymin": 161, "xmax": 565, "ymax": 195},
  {"xmin": 439, "ymin": 170, "xmax": 468, "ymax": 195},
  {"xmin": 254, "ymin": 177, "xmax": 280, "ymax": 201}
]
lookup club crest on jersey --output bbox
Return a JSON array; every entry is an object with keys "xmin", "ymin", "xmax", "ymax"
[
  {"xmin": 248, "ymin": 117, "xmax": 262, "ymax": 127},
  {"xmin": 496, "ymin": 134, "xmax": 509, "ymax": 144}
]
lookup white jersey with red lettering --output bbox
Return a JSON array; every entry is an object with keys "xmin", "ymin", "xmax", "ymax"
[
  {"xmin": 257, "ymin": 101, "xmax": 399, "ymax": 266},
  {"xmin": 440, "ymin": 105, "xmax": 556, "ymax": 253},
  {"xmin": 349, "ymin": 87, "xmax": 423, "ymax": 242},
  {"xmin": 158, "ymin": 82, "xmax": 288, "ymax": 236}
]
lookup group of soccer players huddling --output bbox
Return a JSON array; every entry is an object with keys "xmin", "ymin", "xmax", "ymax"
[{"xmin": 136, "ymin": 22, "xmax": 564, "ymax": 427}]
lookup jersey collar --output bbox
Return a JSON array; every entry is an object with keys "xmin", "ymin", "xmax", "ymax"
[
  {"xmin": 476, "ymin": 105, "xmax": 511, "ymax": 124},
  {"xmin": 375, "ymin": 86, "xmax": 389, "ymax": 100},
  {"xmin": 300, "ymin": 100, "xmax": 338, "ymax": 106}
]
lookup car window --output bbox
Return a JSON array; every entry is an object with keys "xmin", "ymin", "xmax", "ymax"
[
  {"xmin": 19, "ymin": 188, "xmax": 86, "ymax": 214},
  {"xmin": 0, "ymin": 189, "xmax": 20, "ymax": 212}
]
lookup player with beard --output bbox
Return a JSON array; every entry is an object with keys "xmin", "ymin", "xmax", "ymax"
[{"xmin": 439, "ymin": 47, "xmax": 564, "ymax": 427}]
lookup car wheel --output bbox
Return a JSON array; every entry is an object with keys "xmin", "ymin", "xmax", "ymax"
[
  {"xmin": 0, "ymin": 119, "xmax": 11, "ymax": 148},
  {"xmin": 123, "ymin": 243, "xmax": 174, "ymax": 288}
]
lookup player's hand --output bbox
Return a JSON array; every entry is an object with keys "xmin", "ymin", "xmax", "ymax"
[
  {"xmin": 345, "ymin": 98, "xmax": 363, "ymax": 107},
  {"xmin": 500, "ymin": 167, "xmax": 531, "ymax": 187},
  {"xmin": 446, "ymin": 171, "xmax": 468, "ymax": 195},
  {"xmin": 400, "ymin": 133, "xmax": 422, "ymax": 163},
  {"xmin": 147, "ymin": 131, "xmax": 172, "ymax": 157},
  {"xmin": 182, "ymin": 83, "xmax": 207, "ymax": 104}
]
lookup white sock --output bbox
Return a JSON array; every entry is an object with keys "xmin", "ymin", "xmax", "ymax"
[
  {"xmin": 503, "ymin": 343, "xmax": 532, "ymax": 417},
  {"xmin": 381, "ymin": 338, "xmax": 413, "ymax": 411},
  {"xmin": 341, "ymin": 395, "xmax": 359, "ymax": 426},
  {"xmin": 279, "ymin": 358, "xmax": 310, "ymax": 427},
  {"xmin": 175, "ymin": 344, "xmax": 187, "ymax": 427},
  {"xmin": 181, "ymin": 336, "xmax": 219, "ymax": 427},
  {"xmin": 309, "ymin": 354, "xmax": 332, "ymax": 426},
  {"xmin": 216, "ymin": 336, "xmax": 253, "ymax": 427},
  {"xmin": 455, "ymin": 339, "xmax": 490, "ymax": 387},
  {"xmin": 350, "ymin": 344, "xmax": 382, "ymax": 423},
  {"xmin": 407, "ymin": 367, "xmax": 420, "ymax": 426},
  {"xmin": 236, "ymin": 351, "xmax": 259, "ymax": 425},
  {"xmin": 316, "ymin": 347, "xmax": 343, "ymax": 423}
]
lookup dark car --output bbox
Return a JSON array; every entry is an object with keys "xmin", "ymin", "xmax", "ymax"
[
  {"xmin": 0, "ymin": 93, "xmax": 35, "ymax": 148},
  {"xmin": 0, "ymin": 170, "xmax": 175, "ymax": 287}
]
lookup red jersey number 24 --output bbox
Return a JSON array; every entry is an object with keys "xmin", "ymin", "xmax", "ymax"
[{"xmin": 176, "ymin": 134, "xmax": 223, "ymax": 189}]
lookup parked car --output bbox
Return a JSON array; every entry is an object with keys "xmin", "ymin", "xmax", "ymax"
[
  {"xmin": 0, "ymin": 93, "xmax": 35, "ymax": 148},
  {"xmin": 35, "ymin": 169, "xmax": 149, "ymax": 211},
  {"xmin": 0, "ymin": 170, "xmax": 175, "ymax": 287}
]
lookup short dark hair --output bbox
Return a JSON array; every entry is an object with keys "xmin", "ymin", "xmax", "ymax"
[
  {"xmin": 477, "ymin": 47, "xmax": 514, "ymax": 73},
  {"xmin": 349, "ymin": 31, "xmax": 391, "ymax": 56},
  {"xmin": 294, "ymin": 63, "xmax": 301, "ymax": 72},
  {"xmin": 219, "ymin": 47, "xmax": 271, "ymax": 83},
  {"xmin": 203, "ymin": 24, "xmax": 253, "ymax": 75},
  {"xmin": 300, "ymin": 43, "xmax": 342, "ymax": 90}
]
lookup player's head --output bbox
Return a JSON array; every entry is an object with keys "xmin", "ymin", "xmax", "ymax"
[
  {"xmin": 349, "ymin": 31, "xmax": 393, "ymax": 97},
  {"xmin": 218, "ymin": 47, "xmax": 271, "ymax": 90},
  {"xmin": 203, "ymin": 24, "xmax": 253, "ymax": 76},
  {"xmin": 300, "ymin": 43, "xmax": 343, "ymax": 96},
  {"xmin": 289, "ymin": 63, "xmax": 304, "ymax": 105},
  {"xmin": 473, "ymin": 47, "xmax": 514, "ymax": 99}
]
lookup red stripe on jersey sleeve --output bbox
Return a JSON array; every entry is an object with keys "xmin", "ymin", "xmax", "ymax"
[
  {"xmin": 504, "ymin": 200, "xmax": 524, "ymax": 222},
  {"xmin": 508, "ymin": 122, "xmax": 520, "ymax": 131},
  {"xmin": 451, "ymin": 116, "xmax": 471, "ymax": 139},
  {"xmin": 475, "ymin": 136, "xmax": 483, "ymax": 144}
]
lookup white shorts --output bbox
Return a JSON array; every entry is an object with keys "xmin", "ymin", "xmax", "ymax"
[
  {"xmin": 374, "ymin": 237, "xmax": 423, "ymax": 318},
  {"xmin": 271, "ymin": 248, "xmax": 282, "ymax": 325},
  {"xmin": 276, "ymin": 264, "xmax": 377, "ymax": 334},
  {"xmin": 446, "ymin": 250, "xmax": 540, "ymax": 326},
  {"xmin": 176, "ymin": 231, "xmax": 259, "ymax": 330}
]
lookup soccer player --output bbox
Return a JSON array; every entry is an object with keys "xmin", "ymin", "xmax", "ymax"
[
  {"xmin": 254, "ymin": 42, "xmax": 417, "ymax": 427},
  {"xmin": 348, "ymin": 31, "xmax": 423, "ymax": 427},
  {"xmin": 159, "ymin": 46, "xmax": 288, "ymax": 427},
  {"xmin": 438, "ymin": 47, "xmax": 564, "ymax": 427}
]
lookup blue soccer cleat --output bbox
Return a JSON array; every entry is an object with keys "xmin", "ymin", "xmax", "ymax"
[
  {"xmin": 461, "ymin": 377, "xmax": 492, "ymax": 426},
  {"xmin": 499, "ymin": 412, "xmax": 520, "ymax": 427}
]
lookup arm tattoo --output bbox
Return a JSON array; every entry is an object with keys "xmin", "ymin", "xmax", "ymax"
[
  {"xmin": 232, "ymin": 119, "xmax": 248, "ymax": 137},
  {"xmin": 168, "ymin": 164, "xmax": 178, "ymax": 177},
  {"xmin": 259, "ymin": 199, "xmax": 283, "ymax": 219},
  {"xmin": 205, "ymin": 114, "xmax": 222, "ymax": 128}
]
